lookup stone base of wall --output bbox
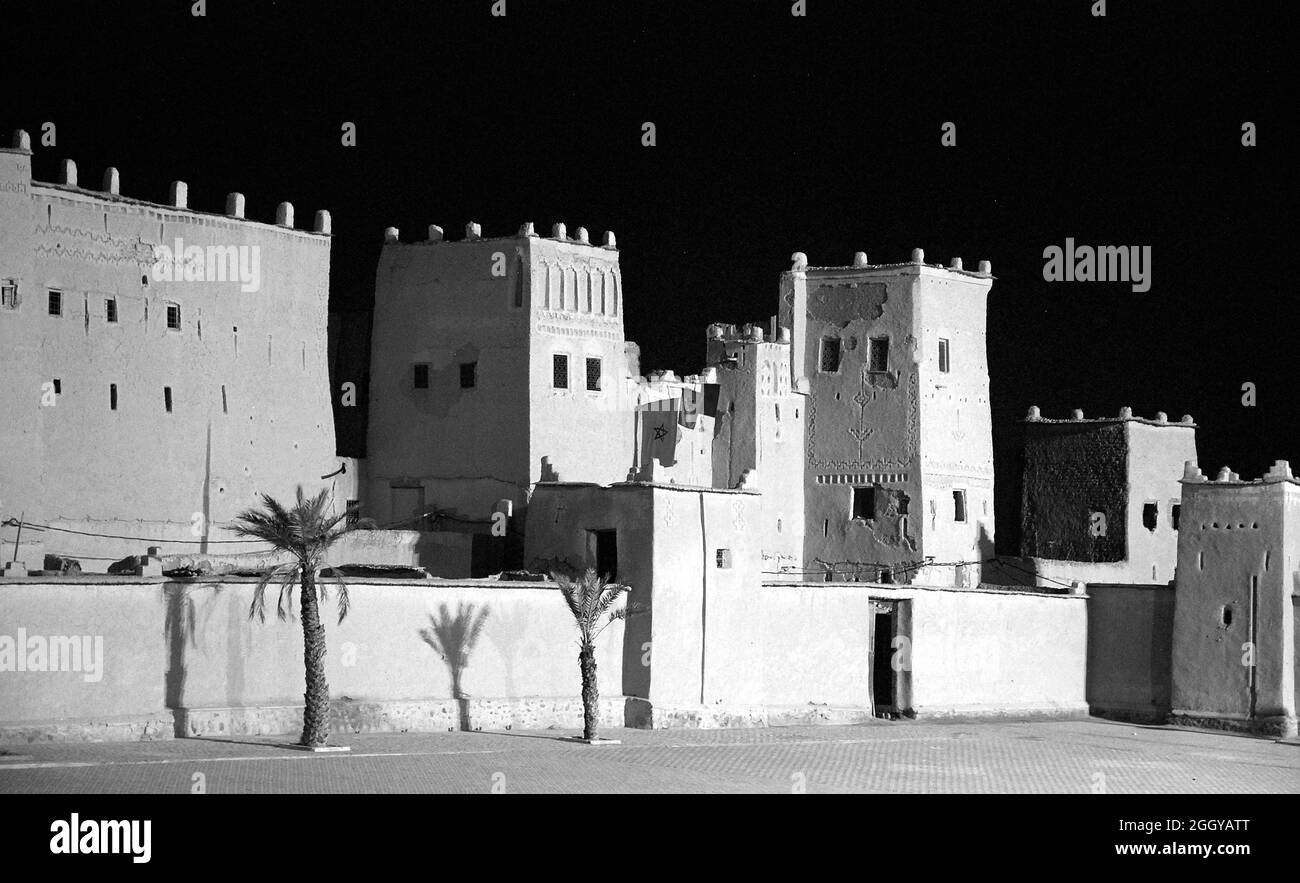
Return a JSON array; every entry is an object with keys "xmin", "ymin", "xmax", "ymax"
[
  {"xmin": 912, "ymin": 702, "xmax": 1091, "ymax": 721},
  {"xmin": 1, "ymin": 698, "xmax": 1108, "ymax": 744},
  {"xmin": 626, "ymin": 699, "xmax": 881, "ymax": 729},
  {"xmin": 1168, "ymin": 712, "xmax": 1298, "ymax": 740},
  {"xmin": 0, "ymin": 713, "xmax": 174, "ymax": 745},
  {"xmin": 1088, "ymin": 703, "xmax": 1171, "ymax": 725},
  {"xmin": 177, "ymin": 696, "xmax": 635, "ymax": 739}
]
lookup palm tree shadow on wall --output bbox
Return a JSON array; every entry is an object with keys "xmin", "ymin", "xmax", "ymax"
[
  {"xmin": 420, "ymin": 603, "xmax": 490, "ymax": 731},
  {"xmin": 164, "ymin": 582, "xmax": 223, "ymax": 737}
]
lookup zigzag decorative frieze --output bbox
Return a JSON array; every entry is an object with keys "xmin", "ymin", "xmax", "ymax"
[{"xmin": 35, "ymin": 222, "xmax": 155, "ymax": 267}]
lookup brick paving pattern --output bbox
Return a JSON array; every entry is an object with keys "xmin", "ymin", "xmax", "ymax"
[{"xmin": 1, "ymin": 718, "xmax": 1297, "ymax": 794}]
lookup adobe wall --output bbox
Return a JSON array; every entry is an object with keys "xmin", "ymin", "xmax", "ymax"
[
  {"xmin": 364, "ymin": 225, "xmax": 636, "ymax": 538},
  {"xmin": 1, "ymin": 573, "xmax": 1089, "ymax": 739},
  {"xmin": 364, "ymin": 230, "xmax": 533, "ymax": 527},
  {"xmin": 1086, "ymin": 582, "xmax": 1174, "ymax": 721},
  {"xmin": 526, "ymin": 232, "xmax": 635, "ymax": 491},
  {"xmin": 0, "ymin": 576, "xmax": 626, "ymax": 739},
  {"xmin": 914, "ymin": 267, "xmax": 996, "ymax": 584},
  {"xmin": 1019, "ymin": 414, "xmax": 1196, "ymax": 584},
  {"xmin": 906, "ymin": 586, "xmax": 1087, "ymax": 717},
  {"xmin": 784, "ymin": 256, "xmax": 995, "ymax": 585},
  {"xmin": 788, "ymin": 265, "xmax": 925, "ymax": 579},
  {"xmin": 1171, "ymin": 470, "xmax": 1298, "ymax": 736},
  {"xmin": 722, "ymin": 581, "xmax": 1087, "ymax": 718},
  {"xmin": 523, "ymin": 481, "xmax": 763, "ymax": 708},
  {"xmin": 1021, "ymin": 420, "xmax": 1128, "ymax": 562},
  {"xmin": 0, "ymin": 136, "xmax": 347, "ymax": 572},
  {"xmin": 706, "ymin": 331, "xmax": 805, "ymax": 570},
  {"xmin": 1124, "ymin": 421, "xmax": 1198, "ymax": 583}
]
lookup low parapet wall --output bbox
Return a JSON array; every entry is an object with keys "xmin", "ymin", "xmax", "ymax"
[
  {"xmin": 1, "ymin": 575, "xmax": 1090, "ymax": 742},
  {"xmin": 0, "ymin": 576, "xmax": 625, "ymax": 741},
  {"xmin": 755, "ymin": 582, "xmax": 1089, "ymax": 718}
]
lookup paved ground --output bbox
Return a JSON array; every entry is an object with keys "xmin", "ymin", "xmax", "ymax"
[{"xmin": 1, "ymin": 718, "xmax": 1297, "ymax": 794}]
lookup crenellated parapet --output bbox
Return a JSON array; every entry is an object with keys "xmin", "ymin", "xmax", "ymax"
[
  {"xmin": 3, "ymin": 130, "xmax": 331, "ymax": 236},
  {"xmin": 379, "ymin": 219, "xmax": 617, "ymax": 250},
  {"xmin": 1023, "ymin": 405, "xmax": 1196, "ymax": 428},
  {"xmin": 783, "ymin": 247, "xmax": 993, "ymax": 277}
]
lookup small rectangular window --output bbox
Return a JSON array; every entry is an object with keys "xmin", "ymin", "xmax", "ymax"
[
  {"xmin": 48, "ymin": 290, "xmax": 62, "ymax": 316},
  {"xmin": 105, "ymin": 297, "xmax": 118, "ymax": 323},
  {"xmin": 345, "ymin": 500, "xmax": 360, "ymax": 528},
  {"xmin": 221, "ymin": 384, "xmax": 228, "ymax": 414},
  {"xmin": 953, "ymin": 489, "xmax": 967, "ymax": 522},
  {"xmin": 938, "ymin": 338, "xmax": 950, "ymax": 373},
  {"xmin": 586, "ymin": 357, "xmax": 601, "ymax": 391},
  {"xmin": 716, "ymin": 549, "xmax": 733, "ymax": 569},
  {"xmin": 553, "ymin": 353, "xmax": 569, "ymax": 389},
  {"xmin": 869, "ymin": 337, "xmax": 890, "ymax": 372},
  {"xmin": 852, "ymin": 486, "xmax": 875, "ymax": 520},
  {"xmin": 1, "ymin": 281, "xmax": 17, "ymax": 308},
  {"xmin": 413, "ymin": 363, "xmax": 429, "ymax": 389},
  {"xmin": 166, "ymin": 303, "xmax": 181, "ymax": 330},
  {"xmin": 1143, "ymin": 502, "xmax": 1158, "ymax": 531},
  {"xmin": 459, "ymin": 362, "xmax": 477, "ymax": 389},
  {"xmin": 164, "ymin": 386, "xmax": 173, "ymax": 413},
  {"xmin": 819, "ymin": 338, "xmax": 841, "ymax": 373},
  {"xmin": 52, "ymin": 378, "xmax": 61, "ymax": 395},
  {"xmin": 109, "ymin": 383, "xmax": 117, "ymax": 410},
  {"xmin": 1171, "ymin": 503, "xmax": 1181, "ymax": 531}
]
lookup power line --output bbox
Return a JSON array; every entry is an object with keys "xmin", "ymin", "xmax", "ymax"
[{"xmin": 2, "ymin": 518, "xmax": 267, "ymax": 544}]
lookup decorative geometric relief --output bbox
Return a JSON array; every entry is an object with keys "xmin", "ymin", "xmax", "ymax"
[
  {"xmin": 808, "ymin": 365, "xmax": 918, "ymax": 471},
  {"xmin": 35, "ymin": 223, "xmax": 154, "ymax": 267},
  {"xmin": 731, "ymin": 498, "xmax": 746, "ymax": 534}
]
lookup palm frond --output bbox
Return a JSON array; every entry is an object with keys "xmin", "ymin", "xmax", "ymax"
[
  {"xmin": 552, "ymin": 571, "xmax": 584, "ymax": 623},
  {"xmin": 624, "ymin": 600, "xmax": 649, "ymax": 618},
  {"xmin": 276, "ymin": 568, "xmax": 299, "ymax": 623},
  {"xmin": 577, "ymin": 568, "xmax": 605, "ymax": 622},
  {"xmin": 465, "ymin": 605, "xmax": 490, "ymax": 652},
  {"xmin": 233, "ymin": 487, "xmax": 352, "ymax": 563},
  {"xmin": 319, "ymin": 568, "xmax": 351, "ymax": 624},
  {"xmin": 593, "ymin": 581, "xmax": 630, "ymax": 619},
  {"xmin": 248, "ymin": 562, "xmax": 299, "ymax": 623}
]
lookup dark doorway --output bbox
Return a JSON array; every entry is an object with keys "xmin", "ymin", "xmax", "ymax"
[
  {"xmin": 872, "ymin": 609, "xmax": 896, "ymax": 717},
  {"xmin": 591, "ymin": 529, "xmax": 618, "ymax": 581}
]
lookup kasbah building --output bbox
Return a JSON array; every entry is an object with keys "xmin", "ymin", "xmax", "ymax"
[{"xmin": 0, "ymin": 129, "xmax": 1294, "ymax": 741}]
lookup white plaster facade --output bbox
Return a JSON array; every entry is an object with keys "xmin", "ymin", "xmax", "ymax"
[
  {"xmin": 0, "ymin": 132, "xmax": 352, "ymax": 571},
  {"xmin": 1171, "ymin": 461, "xmax": 1298, "ymax": 737},
  {"xmin": 364, "ymin": 226, "xmax": 637, "ymax": 537}
]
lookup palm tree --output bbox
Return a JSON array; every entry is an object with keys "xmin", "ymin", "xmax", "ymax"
[
  {"xmin": 232, "ymin": 487, "xmax": 351, "ymax": 747},
  {"xmin": 553, "ymin": 568, "xmax": 641, "ymax": 742}
]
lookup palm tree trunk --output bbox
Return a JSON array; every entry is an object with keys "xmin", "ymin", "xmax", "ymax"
[
  {"xmin": 299, "ymin": 565, "xmax": 331, "ymax": 746},
  {"xmin": 579, "ymin": 644, "xmax": 598, "ymax": 741}
]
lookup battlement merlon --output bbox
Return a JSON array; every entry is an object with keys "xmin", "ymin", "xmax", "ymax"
[
  {"xmin": 782, "ymin": 249, "xmax": 995, "ymax": 282},
  {"xmin": 1023, "ymin": 405, "xmax": 1197, "ymax": 428},
  {"xmin": 3, "ymin": 130, "xmax": 331, "ymax": 239},
  {"xmin": 705, "ymin": 322, "xmax": 793, "ymax": 345},
  {"xmin": 1181, "ymin": 459, "xmax": 1300, "ymax": 488},
  {"xmin": 381, "ymin": 220, "xmax": 619, "ymax": 258}
]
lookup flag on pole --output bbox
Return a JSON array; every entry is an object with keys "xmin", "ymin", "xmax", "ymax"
[{"xmin": 649, "ymin": 408, "xmax": 679, "ymax": 464}]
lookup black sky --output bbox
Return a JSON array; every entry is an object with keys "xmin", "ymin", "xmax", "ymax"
[{"xmin": 5, "ymin": 0, "xmax": 1291, "ymax": 539}]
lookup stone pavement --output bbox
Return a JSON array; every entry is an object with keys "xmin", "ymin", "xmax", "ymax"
[{"xmin": 1, "ymin": 717, "xmax": 1297, "ymax": 794}]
